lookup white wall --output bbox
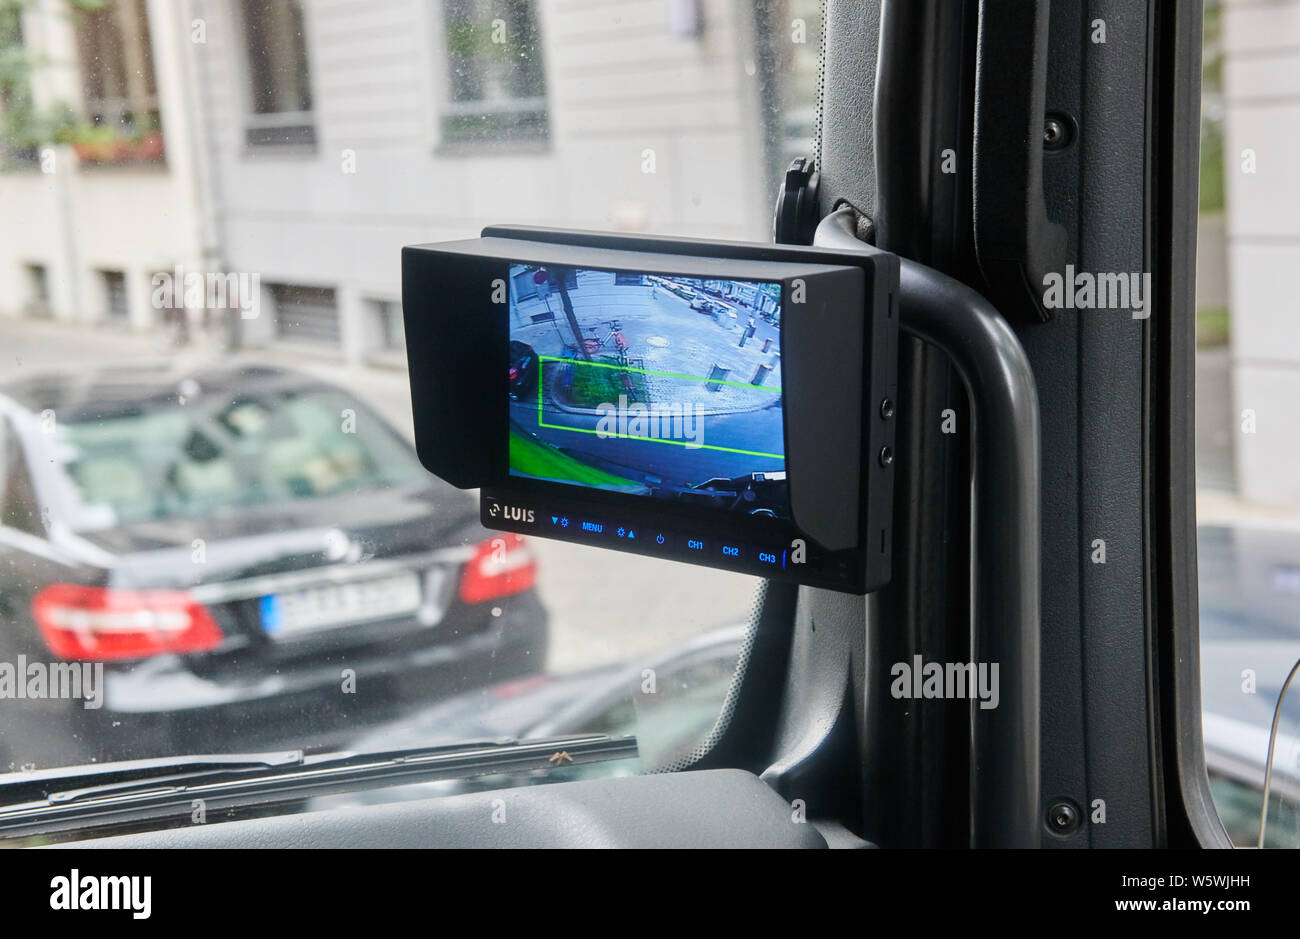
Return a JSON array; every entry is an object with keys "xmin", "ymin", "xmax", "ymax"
[{"xmin": 1223, "ymin": 0, "xmax": 1300, "ymax": 507}]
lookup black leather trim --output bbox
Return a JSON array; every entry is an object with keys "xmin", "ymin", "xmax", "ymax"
[{"xmin": 60, "ymin": 770, "xmax": 827, "ymax": 849}]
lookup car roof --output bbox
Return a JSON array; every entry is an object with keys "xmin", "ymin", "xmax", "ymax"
[{"xmin": 0, "ymin": 361, "xmax": 321, "ymax": 422}]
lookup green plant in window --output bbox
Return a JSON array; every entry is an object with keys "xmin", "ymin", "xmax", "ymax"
[{"xmin": 0, "ymin": 0, "xmax": 94, "ymax": 166}]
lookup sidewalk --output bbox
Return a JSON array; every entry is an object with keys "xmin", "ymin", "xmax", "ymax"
[{"xmin": 1197, "ymin": 489, "xmax": 1300, "ymax": 530}]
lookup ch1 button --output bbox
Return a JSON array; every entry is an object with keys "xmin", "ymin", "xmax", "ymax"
[{"xmin": 681, "ymin": 536, "xmax": 709, "ymax": 555}]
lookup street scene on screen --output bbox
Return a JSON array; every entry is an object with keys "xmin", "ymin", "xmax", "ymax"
[{"xmin": 507, "ymin": 265, "xmax": 787, "ymax": 516}]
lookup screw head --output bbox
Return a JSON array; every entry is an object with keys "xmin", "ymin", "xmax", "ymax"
[
  {"xmin": 1043, "ymin": 113, "xmax": 1075, "ymax": 151},
  {"xmin": 1047, "ymin": 800, "xmax": 1081, "ymax": 833},
  {"xmin": 878, "ymin": 446, "xmax": 894, "ymax": 468},
  {"xmin": 879, "ymin": 398, "xmax": 896, "ymax": 420}
]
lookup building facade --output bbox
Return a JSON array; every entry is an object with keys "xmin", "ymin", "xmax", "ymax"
[
  {"xmin": 0, "ymin": 0, "xmax": 212, "ymax": 331},
  {"xmin": 1, "ymin": 0, "xmax": 818, "ymax": 367},
  {"xmin": 1223, "ymin": 0, "xmax": 1300, "ymax": 509}
]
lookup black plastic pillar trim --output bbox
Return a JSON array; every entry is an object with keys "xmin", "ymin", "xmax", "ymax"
[
  {"xmin": 971, "ymin": 0, "xmax": 1070, "ymax": 324},
  {"xmin": 814, "ymin": 207, "xmax": 1042, "ymax": 849}
]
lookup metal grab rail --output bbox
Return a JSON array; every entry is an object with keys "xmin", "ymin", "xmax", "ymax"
[{"xmin": 814, "ymin": 207, "xmax": 1042, "ymax": 848}]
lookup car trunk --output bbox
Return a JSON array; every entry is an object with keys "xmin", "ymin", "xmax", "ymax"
[{"xmin": 76, "ymin": 482, "xmax": 486, "ymax": 675}]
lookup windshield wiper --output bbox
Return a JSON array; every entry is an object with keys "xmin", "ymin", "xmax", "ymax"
[
  {"xmin": 0, "ymin": 750, "xmax": 306, "ymax": 806},
  {"xmin": 0, "ymin": 734, "xmax": 639, "ymax": 840}
]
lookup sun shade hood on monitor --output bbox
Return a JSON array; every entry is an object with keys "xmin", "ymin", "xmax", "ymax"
[{"xmin": 401, "ymin": 225, "xmax": 899, "ymax": 594}]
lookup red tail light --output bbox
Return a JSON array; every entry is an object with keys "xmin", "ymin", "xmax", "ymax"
[
  {"xmin": 458, "ymin": 533, "xmax": 537, "ymax": 605},
  {"xmin": 31, "ymin": 584, "xmax": 224, "ymax": 661},
  {"xmin": 489, "ymin": 674, "xmax": 550, "ymax": 699}
]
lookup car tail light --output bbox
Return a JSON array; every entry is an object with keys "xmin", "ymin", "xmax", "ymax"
[
  {"xmin": 31, "ymin": 584, "xmax": 224, "ymax": 661},
  {"xmin": 458, "ymin": 533, "xmax": 537, "ymax": 605},
  {"xmin": 489, "ymin": 674, "xmax": 549, "ymax": 699}
]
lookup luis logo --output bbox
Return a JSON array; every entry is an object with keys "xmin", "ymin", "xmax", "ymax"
[{"xmin": 489, "ymin": 501, "xmax": 534, "ymax": 524}]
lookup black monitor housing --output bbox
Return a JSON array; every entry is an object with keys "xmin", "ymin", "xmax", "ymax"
[{"xmin": 402, "ymin": 225, "xmax": 898, "ymax": 593}]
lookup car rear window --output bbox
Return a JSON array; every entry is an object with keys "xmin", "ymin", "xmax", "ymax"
[{"xmin": 55, "ymin": 386, "xmax": 426, "ymax": 529}]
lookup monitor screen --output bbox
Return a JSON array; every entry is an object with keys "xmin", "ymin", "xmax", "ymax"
[{"xmin": 507, "ymin": 264, "xmax": 788, "ymax": 518}]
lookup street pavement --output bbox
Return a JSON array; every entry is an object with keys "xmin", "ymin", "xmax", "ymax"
[{"xmin": 0, "ymin": 315, "xmax": 762, "ymax": 675}]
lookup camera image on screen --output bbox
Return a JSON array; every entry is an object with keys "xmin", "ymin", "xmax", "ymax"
[{"xmin": 507, "ymin": 264, "xmax": 788, "ymax": 518}]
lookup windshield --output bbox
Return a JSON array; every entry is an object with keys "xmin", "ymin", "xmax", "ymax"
[
  {"xmin": 0, "ymin": 0, "xmax": 822, "ymax": 812},
  {"xmin": 1196, "ymin": 0, "xmax": 1300, "ymax": 849}
]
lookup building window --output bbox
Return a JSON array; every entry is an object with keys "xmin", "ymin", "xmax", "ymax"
[
  {"xmin": 24, "ymin": 263, "xmax": 49, "ymax": 314},
  {"xmin": 365, "ymin": 300, "xmax": 407, "ymax": 368},
  {"xmin": 73, "ymin": 0, "xmax": 165, "ymax": 165},
  {"xmin": 270, "ymin": 284, "xmax": 339, "ymax": 345},
  {"xmin": 101, "ymin": 270, "xmax": 128, "ymax": 320},
  {"xmin": 440, "ymin": 0, "xmax": 548, "ymax": 149},
  {"xmin": 0, "ymin": 3, "xmax": 36, "ymax": 167},
  {"xmin": 240, "ymin": 0, "xmax": 316, "ymax": 149},
  {"xmin": 373, "ymin": 300, "xmax": 406, "ymax": 351}
]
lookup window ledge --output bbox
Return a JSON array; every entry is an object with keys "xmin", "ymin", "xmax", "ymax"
[
  {"xmin": 434, "ymin": 138, "xmax": 552, "ymax": 158},
  {"xmin": 240, "ymin": 144, "xmax": 319, "ymax": 160},
  {"xmin": 74, "ymin": 160, "xmax": 170, "ymax": 173}
]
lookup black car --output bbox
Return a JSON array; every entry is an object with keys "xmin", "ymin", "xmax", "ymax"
[
  {"xmin": 0, "ymin": 363, "xmax": 547, "ymax": 769},
  {"xmin": 508, "ymin": 340, "xmax": 539, "ymax": 402}
]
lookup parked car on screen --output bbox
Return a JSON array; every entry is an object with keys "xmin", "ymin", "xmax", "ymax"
[
  {"xmin": 508, "ymin": 340, "xmax": 540, "ymax": 402},
  {"xmin": 0, "ymin": 363, "xmax": 547, "ymax": 769}
]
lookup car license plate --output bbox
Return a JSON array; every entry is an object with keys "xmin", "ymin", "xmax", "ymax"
[{"xmin": 259, "ymin": 572, "xmax": 422, "ymax": 638}]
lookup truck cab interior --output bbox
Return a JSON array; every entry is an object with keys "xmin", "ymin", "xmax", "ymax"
[{"xmin": 0, "ymin": 0, "xmax": 1292, "ymax": 885}]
